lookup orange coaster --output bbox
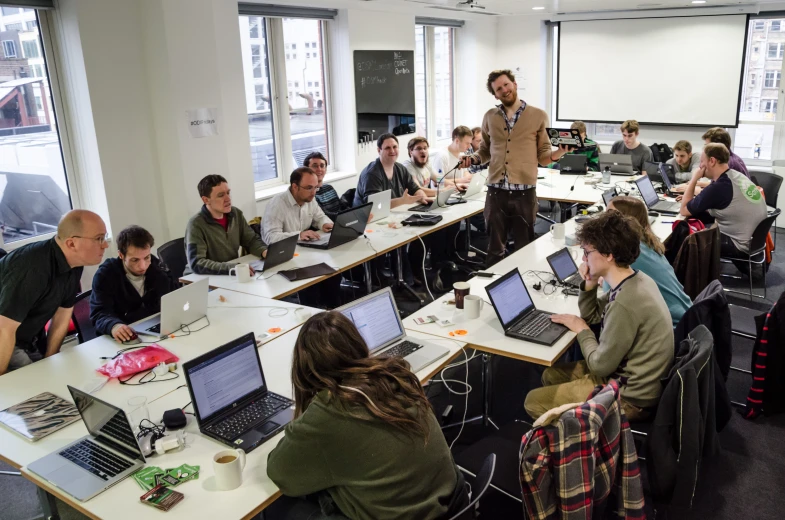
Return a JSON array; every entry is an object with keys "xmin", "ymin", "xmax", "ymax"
[
  {"xmin": 448, "ymin": 332, "xmax": 455, "ymax": 337},
  {"xmin": 267, "ymin": 327, "xmax": 281, "ymax": 334},
  {"xmin": 365, "ymin": 229, "xmax": 373, "ymax": 233},
  {"xmin": 293, "ymin": 253, "xmax": 299, "ymax": 257},
  {"xmin": 453, "ymin": 329, "xmax": 468, "ymax": 336}
]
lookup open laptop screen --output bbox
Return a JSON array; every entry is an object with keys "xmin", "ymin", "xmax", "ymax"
[
  {"xmin": 602, "ymin": 188, "xmax": 616, "ymax": 207},
  {"xmin": 340, "ymin": 290, "xmax": 403, "ymax": 352},
  {"xmin": 635, "ymin": 175, "xmax": 660, "ymax": 207},
  {"xmin": 548, "ymin": 249, "xmax": 578, "ymax": 281},
  {"xmin": 187, "ymin": 336, "xmax": 264, "ymax": 421},
  {"xmin": 486, "ymin": 271, "xmax": 534, "ymax": 328}
]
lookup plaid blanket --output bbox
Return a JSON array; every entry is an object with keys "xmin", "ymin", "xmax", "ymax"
[{"xmin": 519, "ymin": 380, "xmax": 646, "ymax": 519}]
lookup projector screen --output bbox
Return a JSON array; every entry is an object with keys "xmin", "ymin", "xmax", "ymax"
[{"xmin": 557, "ymin": 15, "xmax": 748, "ymax": 127}]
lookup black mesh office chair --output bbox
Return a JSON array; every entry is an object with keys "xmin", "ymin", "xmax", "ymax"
[
  {"xmin": 71, "ymin": 290, "xmax": 97, "ymax": 343},
  {"xmin": 157, "ymin": 237, "xmax": 187, "ymax": 282},
  {"xmin": 720, "ymin": 209, "xmax": 780, "ymax": 300},
  {"xmin": 751, "ymin": 170, "xmax": 782, "ymax": 247},
  {"xmin": 449, "ymin": 453, "xmax": 496, "ymax": 520}
]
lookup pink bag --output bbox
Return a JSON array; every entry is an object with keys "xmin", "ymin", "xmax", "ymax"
[{"xmin": 97, "ymin": 345, "xmax": 179, "ymax": 379}]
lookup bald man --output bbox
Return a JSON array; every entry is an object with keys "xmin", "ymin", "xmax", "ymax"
[{"xmin": 0, "ymin": 210, "xmax": 109, "ymax": 374}]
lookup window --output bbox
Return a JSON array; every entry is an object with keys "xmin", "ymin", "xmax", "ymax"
[
  {"xmin": 414, "ymin": 24, "xmax": 455, "ymax": 143},
  {"xmin": 765, "ymin": 71, "xmax": 781, "ymax": 88},
  {"xmin": 22, "ymin": 40, "xmax": 38, "ymax": 58},
  {"xmin": 762, "ymin": 99, "xmax": 778, "ymax": 113},
  {"xmin": 768, "ymin": 42, "xmax": 784, "ymax": 59},
  {"xmin": 305, "ymin": 42, "xmax": 309, "ymax": 48},
  {"xmin": 2, "ymin": 40, "xmax": 15, "ymax": 58},
  {"xmin": 5, "ymin": 23, "xmax": 22, "ymax": 32},
  {"xmin": 26, "ymin": 20, "xmax": 37, "ymax": 31},
  {"xmin": 0, "ymin": 10, "xmax": 74, "ymax": 244},
  {"xmin": 746, "ymin": 101, "xmax": 753, "ymax": 111},
  {"xmin": 251, "ymin": 44, "xmax": 262, "ymax": 78},
  {"xmin": 773, "ymin": 20, "xmax": 783, "ymax": 32},
  {"xmin": 755, "ymin": 20, "xmax": 766, "ymax": 31},
  {"xmin": 240, "ymin": 15, "xmax": 331, "ymax": 186},
  {"xmin": 751, "ymin": 73, "xmax": 756, "ymax": 87},
  {"xmin": 753, "ymin": 45, "xmax": 759, "ymax": 54},
  {"xmin": 312, "ymin": 41, "xmax": 317, "ymax": 48},
  {"xmin": 249, "ymin": 17, "xmax": 260, "ymax": 39},
  {"xmin": 1, "ymin": 7, "xmax": 20, "ymax": 16}
]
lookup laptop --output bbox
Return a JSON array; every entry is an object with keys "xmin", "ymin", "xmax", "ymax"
[
  {"xmin": 546, "ymin": 248, "xmax": 583, "ymax": 288},
  {"xmin": 27, "ymin": 386, "xmax": 146, "ymax": 502},
  {"xmin": 484, "ymin": 269, "xmax": 569, "ymax": 346},
  {"xmin": 183, "ymin": 332, "xmax": 294, "ymax": 453},
  {"xmin": 602, "ymin": 187, "xmax": 617, "ymax": 208},
  {"xmin": 599, "ymin": 153, "xmax": 636, "ymax": 175},
  {"xmin": 409, "ymin": 187, "xmax": 456, "ymax": 212},
  {"xmin": 367, "ymin": 190, "xmax": 391, "ymax": 222},
  {"xmin": 298, "ymin": 203, "xmax": 372, "ymax": 250},
  {"xmin": 546, "ymin": 128, "xmax": 584, "ymax": 148},
  {"xmin": 459, "ymin": 173, "xmax": 485, "ymax": 198},
  {"xmin": 131, "ymin": 278, "xmax": 209, "ymax": 338},
  {"xmin": 657, "ymin": 163, "xmax": 680, "ymax": 197},
  {"xmin": 635, "ymin": 175, "xmax": 681, "ymax": 215},
  {"xmin": 250, "ymin": 234, "xmax": 298, "ymax": 273},
  {"xmin": 559, "ymin": 154, "xmax": 588, "ymax": 174},
  {"xmin": 337, "ymin": 287, "xmax": 449, "ymax": 373}
]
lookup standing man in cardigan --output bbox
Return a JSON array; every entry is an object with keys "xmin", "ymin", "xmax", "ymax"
[{"xmin": 461, "ymin": 69, "xmax": 570, "ymax": 267}]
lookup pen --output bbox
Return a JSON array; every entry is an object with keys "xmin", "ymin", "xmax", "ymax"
[{"xmin": 661, "ymin": 221, "xmax": 675, "ymax": 224}]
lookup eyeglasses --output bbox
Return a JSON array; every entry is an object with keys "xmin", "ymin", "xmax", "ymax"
[
  {"xmin": 582, "ymin": 248, "xmax": 598, "ymax": 259},
  {"xmin": 71, "ymin": 233, "xmax": 109, "ymax": 245},
  {"xmin": 297, "ymin": 185, "xmax": 317, "ymax": 192}
]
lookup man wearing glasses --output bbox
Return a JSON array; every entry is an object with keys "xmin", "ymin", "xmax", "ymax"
[
  {"xmin": 262, "ymin": 167, "xmax": 333, "ymax": 245},
  {"xmin": 0, "ymin": 210, "xmax": 109, "ymax": 374},
  {"xmin": 523, "ymin": 211, "xmax": 673, "ymax": 422},
  {"xmin": 185, "ymin": 174, "xmax": 267, "ymax": 276}
]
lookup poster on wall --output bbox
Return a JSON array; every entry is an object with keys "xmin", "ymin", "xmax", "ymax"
[{"xmin": 187, "ymin": 108, "xmax": 219, "ymax": 138}]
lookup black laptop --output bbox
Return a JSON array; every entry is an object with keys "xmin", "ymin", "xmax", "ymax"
[
  {"xmin": 298, "ymin": 203, "xmax": 372, "ymax": 250},
  {"xmin": 546, "ymin": 248, "xmax": 583, "ymax": 288},
  {"xmin": 602, "ymin": 187, "xmax": 618, "ymax": 208},
  {"xmin": 183, "ymin": 332, "xmax": 294, "ymax": 453},
  {"xmin": 250, "ymin": 234, "xmax": 297, "ymax": 273},
  {"xmin": 485, "ymin": 269, "xmax": 568, "ymax": 346},
  {"xmin": 559, "ymin": 154, "xmax": 588, "ymax": 174},
  {"xmin": 635, "ymin": 175, "xmax": 681, "ymax": 215}
]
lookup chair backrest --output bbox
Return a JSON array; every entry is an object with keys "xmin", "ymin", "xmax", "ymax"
[
  {"xmin": 157, "ymin": 237, "xmax": 187, "ymax": 281},
  {"xmin": 71, "ymin": 290, "xmax": 97, "ymax": 343},
  {"xmin": 750, "ymin": 170, "xmax": 783, "ymax": 208},
  {"xmin": 448, "ymin": 453, "xmax": 496, "ymax": 520},
  {"xmin": 749, "ymin": 208, "xmax": 781, "ymax": 254}
]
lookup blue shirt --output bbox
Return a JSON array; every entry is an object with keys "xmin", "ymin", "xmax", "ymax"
[{"xmin": 603, "ymin": 243, "xmax": 691, "ymax": 327}]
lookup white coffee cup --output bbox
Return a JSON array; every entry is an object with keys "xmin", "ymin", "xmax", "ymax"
[
  {"xmin": 550, "ymin": 223, "xmax": 566, "ymax": 239},
  {"xmin": 464, "ymin": 295, "xmax": 484, "ymax": 319},
  {"xmin": 213, "ymin": 448, "xmax": 246, "ymax": 491},
  {"xmin": 229, "ymin": 264, "xmax": 252, "ymax": 283}
]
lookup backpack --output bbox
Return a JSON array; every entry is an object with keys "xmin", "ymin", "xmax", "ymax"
[{"xmin": 650, "ymin": 143, "xmax": 674, "ymax": 163}]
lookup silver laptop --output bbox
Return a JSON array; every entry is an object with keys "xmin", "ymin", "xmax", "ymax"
[
  {"xmin": 460, "ymin": 173, "xmax": 485, "ymax": 198},
  {"xmin": 408, "ymin": 187, "xmax": 456, "ymax": 212},
  {"xmin": 337, "ymin": 288, "xmax": 449, "ymax": 373},
  {"xmin": 599, "ymin": 153, "xmax": 636, "ymax": 175},
  {"xmin": 131, "ymin": 278, "xmax": 209, "ymax": 338},
  {"xmin": 367, "ymin": 190, "xmax": 391, "ymax": 222},
  {"xmin": 27, "ymin": 386, "xmax": 146, "ymax": 502}
]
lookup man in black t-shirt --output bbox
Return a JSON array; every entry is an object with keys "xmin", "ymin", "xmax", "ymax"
[
  {"xmin": 0, "ymin": 210, "xmax": 109, "ymax": 374},
  {"xmin": 353, "ymin": 133, "xmax": 430, "ymax": 208}
]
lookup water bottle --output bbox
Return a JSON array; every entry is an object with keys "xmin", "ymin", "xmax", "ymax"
[{"xmin": 602, "ymin": 166, "xmax": 611, "ymax": 184}]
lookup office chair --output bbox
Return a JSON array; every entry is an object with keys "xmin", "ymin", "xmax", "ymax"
[
  {"xmin": 70, "ymin": 290, "xmax": 97, "ymax": 343},
  {"xmin": 449, "ymin": 453, "xmax": 496, "ymax": 520},
  {"xmin": 720, "ymin": 209, "xmax": 780, "ymax": 300},
  {"xmin": 157, "ymin": 237, "xmax": 187, "ymax": 282}
]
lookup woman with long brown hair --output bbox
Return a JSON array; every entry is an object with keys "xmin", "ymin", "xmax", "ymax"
[
  {"xmin": 267, "ymin": 311, "xmax": 469, "ymax": 520},
  {"xmin": 606, "ymin": 196, "xmax": 692, "ymax": 326}
]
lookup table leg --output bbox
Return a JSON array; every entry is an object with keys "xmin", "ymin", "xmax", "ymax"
[
  {"xmin": 395, "ymin": 248, "xmax": 424, "ymax": 305},
  {"xmin": 363, "ymin": 261, "xmax": 372, "ymax": 295},
  {"xmin": 37, "ymin": 487, "xmax": 60, "ymax": 520},
  {"xmin": 481, "ymin": 353, "xmax": 494, "ymax": 428}
]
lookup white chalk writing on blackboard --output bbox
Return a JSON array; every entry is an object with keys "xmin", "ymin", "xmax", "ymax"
[{"xmin": 360, "ymin": 76, "xmax": 388, "ymax": 88}]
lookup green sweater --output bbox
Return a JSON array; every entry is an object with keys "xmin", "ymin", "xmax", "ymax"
[
  {"xmin": 576, "ymin": 271, "xmax": 674, "ymax": 408},
  {"xmin": 184, "ymin": 205, "xmax": 266, "ymax": 275},
  {"xmin": 267, "ymin": 391, "xmax": 459, "ymax": 520}
]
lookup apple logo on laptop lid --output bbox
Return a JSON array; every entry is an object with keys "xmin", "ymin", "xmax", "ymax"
[{"xmin": 183, "ymin": 301, "xmax": 190, "ymax": 312}]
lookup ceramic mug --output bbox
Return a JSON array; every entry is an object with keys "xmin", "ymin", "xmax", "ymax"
[
  {"xmin": 550, "ymin": 223, "xmax": 566, "ymax": 240},
  {"xmin": 464, "ymin": 295, "xmax": 484, "ymax": 319},
  {"xmin": 213, "ymin": 448, "xmax": 246, "ymax": 491},
  {"xmin": 453, "ymin": 282, "xmax": 471, "ymax": 310},
  {"xmin": 229, "ymin": 264, "xmax": 252, "ymax": 283}
]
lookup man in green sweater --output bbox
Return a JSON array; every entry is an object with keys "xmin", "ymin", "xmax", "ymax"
[
  {"xmin": 524, "ymin": 211, "xmax": 674, "ymax": 422},
  {"xmin": 184, "ymin": 175, "xmax": 267, "ymax": 275}
]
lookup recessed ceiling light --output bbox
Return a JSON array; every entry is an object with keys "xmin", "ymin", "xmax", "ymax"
[
  {"xmin": 532, "ymin": 6, "xmax": 546, "ymax": 10},
  {"xmin": 692, "ymin": 1, "xmax": 707, "ymax": 4}
]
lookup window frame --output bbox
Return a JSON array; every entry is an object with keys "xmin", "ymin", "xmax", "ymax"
[
  {"xmin": 415, "ymin": 23, "xmax": 456, "ymax": 148},
  {"xmin": 243, "ymin": 16, "xmax": 334, "ymax": 191},
  {"xmin": 2, "ymin": 40, "xmax": 16, "ymax": 58}
]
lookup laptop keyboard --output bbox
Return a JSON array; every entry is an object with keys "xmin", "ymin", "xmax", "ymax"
[
  {"xmin": 60, "ymin": 439, "xmax": 134, "ymax": 481},
  {"xmin": 381, "ymin": 340, "xmax": 423, "ymax": 359},
  {"xmin": 146, "ymin": 323, "xmax": 161, "ymax": 333},
  {"xmin": 206, "ymin": 395, "xmax": 291, "ymax": 440},
  {"xmin": 511, "ymin": 312, "xmax": 552, "ymax": 337}
]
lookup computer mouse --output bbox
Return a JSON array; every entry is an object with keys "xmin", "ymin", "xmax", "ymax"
[{"xmin": 648, "ymin": 211, "xmax": 660, "ymax": 218}]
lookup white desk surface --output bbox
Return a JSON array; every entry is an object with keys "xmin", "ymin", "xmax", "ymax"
[
  {"xmin": 535, "ymin": 167, "xmax": 638, "ymax": 205},
  {"xmin": 21, "ymin": 328, "xmax": 466, "ymax": 520},
  {"xmin": 179, "ymin": 191, "xmax": 487, "ymax": 300},
  {"xmin": 0, "ymin": 289, "xmax": 319, "ymax": 470},
  {"xmin": 405, "ymin": 213, "xmax": 674, "ymax": 365}
]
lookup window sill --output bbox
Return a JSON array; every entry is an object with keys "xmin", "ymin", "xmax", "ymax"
[{"xmin": 254, "ymin": 170, "xmax": 357, "ymax": 202}]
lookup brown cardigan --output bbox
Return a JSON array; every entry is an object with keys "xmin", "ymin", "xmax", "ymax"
[{"xmin": 472, "ymin": 103, "xmax": 552, "ymax": 186}]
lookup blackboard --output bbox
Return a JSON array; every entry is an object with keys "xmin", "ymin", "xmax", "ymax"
[{"xmin": 354, "ymin": 50, "xmax": 415, "ymax": 115}]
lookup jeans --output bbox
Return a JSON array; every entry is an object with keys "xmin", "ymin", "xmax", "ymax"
[
  {"xmin": 483, "ymin": 187, "xmax": 537, "ymax": 268},
  {"xmin": 265, "ymin": 493, "xmax": 350, "ymax": 520},
  {"xmin": 8, "ymin": 346, "xmax": 42, "ymax": 371}
]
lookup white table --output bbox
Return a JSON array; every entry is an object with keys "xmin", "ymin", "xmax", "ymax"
[
  {"xmin": 0, "ymin": 290, "xmax": 318, "ymax": 470},
  {"xmin": 535, "ymin": 167, "xmax": 637, "ymax": 205},
  {"xmin": 20, "ymin": 328, "xmax": 467, "ymax": 520}
]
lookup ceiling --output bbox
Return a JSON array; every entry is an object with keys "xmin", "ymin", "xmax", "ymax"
[{"xmin": 394, "ymin": 0, "xmax": 785, "ymax": 16}]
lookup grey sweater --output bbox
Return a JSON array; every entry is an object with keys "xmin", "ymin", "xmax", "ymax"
[
  {"xmin": 184, "ymin": 205, "xmax": 267, "ymax": 275},
  {"xmin": 576, "ymin": 271, "xmax": 674, "ymax": 408}
]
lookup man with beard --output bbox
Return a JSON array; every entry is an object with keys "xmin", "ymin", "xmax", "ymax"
[
  {"xmin": 401, "ymin": 137, "xmax": 439, "ymax": 195},
  {"xmin": 461, "ymin": 69, "xmax": 570, "ymax": 267}
]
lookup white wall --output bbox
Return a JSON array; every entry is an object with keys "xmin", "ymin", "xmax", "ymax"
[{"xmin": 495, "ymin": 16, "xmax": 549, "ymax": 114}]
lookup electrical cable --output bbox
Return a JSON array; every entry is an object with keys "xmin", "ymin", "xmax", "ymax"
[
  {"xmin": 449, "ymin": 348, "xmax": 470, "ymax": 451},
  {"xmin": 416, "ymin": 233, "xmax": 435, "ymax": 302}
]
